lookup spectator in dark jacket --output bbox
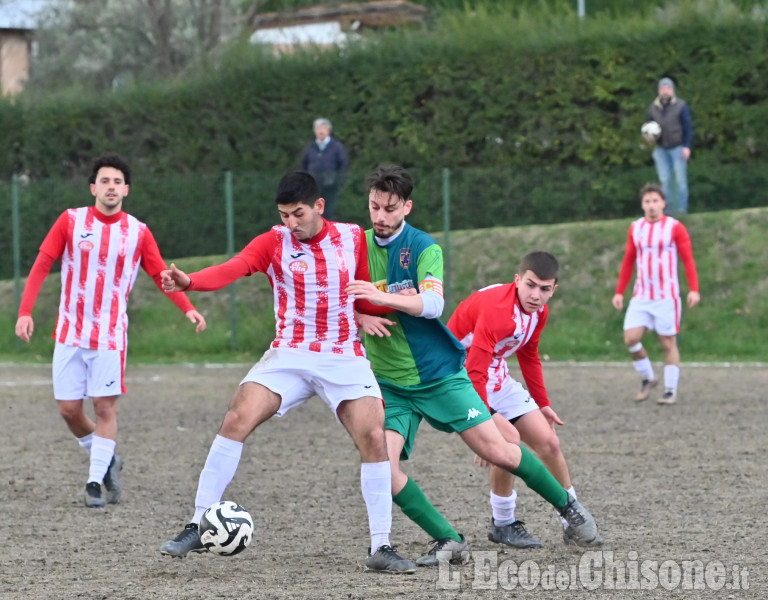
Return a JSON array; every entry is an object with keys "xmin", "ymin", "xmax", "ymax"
[
  {"xmin": 299, "ymin": 118, "xmax": 349, "ymax": 220},
  {"xmin": 645, "ymin": 78, "xmax": 693, "ymax": 214}
]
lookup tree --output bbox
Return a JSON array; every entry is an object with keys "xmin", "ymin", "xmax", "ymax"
[{"xmin": 26, "ymin": 0, "xmax": 242, "ymax": 93}]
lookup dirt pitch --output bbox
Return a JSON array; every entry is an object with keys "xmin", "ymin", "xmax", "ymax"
[{"xmin": 1, "ymin": 362, "xmax": 766, "ymax": 600}]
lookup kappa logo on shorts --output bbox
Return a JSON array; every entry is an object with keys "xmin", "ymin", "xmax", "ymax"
[{"xmin": 467, "ymin": 407, "xmax": 483, "ymax": 420}]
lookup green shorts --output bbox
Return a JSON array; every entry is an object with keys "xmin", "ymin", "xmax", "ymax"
[{"xmin": 380, "ymin": 367, "xmax": 491, "ymax": 461}]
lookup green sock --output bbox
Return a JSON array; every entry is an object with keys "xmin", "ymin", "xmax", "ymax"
[
  {"xmin": 512, "ymin": 446, "xmax": 569, "ymax": 509},
  {"xmin": 393, "ymin": 478, "xmax": 461, "ymax": 542}
]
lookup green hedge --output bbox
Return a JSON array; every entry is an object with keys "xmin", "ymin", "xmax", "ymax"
[{"xmin": 2, "ymin": 13, "xmax": 768, "ymax": 279}]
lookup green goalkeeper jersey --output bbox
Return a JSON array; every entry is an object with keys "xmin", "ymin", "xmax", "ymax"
[{"xmin": 364, "ymin": 223, "xmax": 465, "ymax": 386}]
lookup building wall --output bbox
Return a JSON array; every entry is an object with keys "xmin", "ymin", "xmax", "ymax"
[{"xmin": 1, "ymin": 30, "xmax": 30, "ymax": 96}]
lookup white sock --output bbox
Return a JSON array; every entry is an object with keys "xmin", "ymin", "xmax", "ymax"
[
  {"xmin": 192, "ymin": 435, "xmax": 243, "ymax": 523},
  {"xmin": 78, "ymin": 433, "xmax": 94, "ymax": 453},
  {"xmin": 664, "ymin": 364, "xmax": 680, "ymax": 392},
  {"xmin": 632, "ymin": 357, "xmax": 655, "ymax": 381},
  {"xmin": 490, "ymin": 489, "xmax": 517, "ymax": 526},
  {"xmin": 561, "ymin": 486, "xmax": 576, "ymax": 528},
  {"xmin": 361, "ymin": 461, "xmax": 392, "ymax": 554},
  {"xmin": 87, "ymin": 436, "xmax": 116, "ymax": 484}
]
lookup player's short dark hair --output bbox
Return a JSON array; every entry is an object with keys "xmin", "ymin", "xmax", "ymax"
[
  {"xmin": 519, "ymin": 251, "xmax": 559, "ymax": 283},
  {"xmin": 89, "ymin": 153, "xmax": 131, "ymax": 185},
  {"xmin": 366, "ymin": 165, "xmax": 414, "ymax": 203},
  {"xmin": 275, "ymin": 171, "xmax": 320, "ymax": 207},
  {"xmin": 639, "ymin": 182, "xmax": 665, "ymax": 201}
]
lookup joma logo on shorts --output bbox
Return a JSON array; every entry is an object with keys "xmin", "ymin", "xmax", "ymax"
[{"xmin": 467, "ymin": 408, "xmax": 482, "ymax": 420}]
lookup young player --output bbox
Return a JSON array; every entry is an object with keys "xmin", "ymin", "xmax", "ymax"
[
  {"xmin": 15, "ymin": 153, "xmax": 207, "ymax": 508},
  {"xmin": 612, "ymin": 183, "xmax": 700, "ymax": 404},
  {"xmin": 159, "ymin": 171, "xmax": 415, "ymax": 574},
  {"xmin": 448, "ymin": 252, "xmax": 602, "ymax": 548},
  {"xmin": 348, "ymin": 165, "xmax": 602, "ymax": 566}
]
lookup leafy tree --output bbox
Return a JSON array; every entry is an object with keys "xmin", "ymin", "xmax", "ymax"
[{"xmin": 26, "ymin": 0, "xmax": 242, "ymax": 93}]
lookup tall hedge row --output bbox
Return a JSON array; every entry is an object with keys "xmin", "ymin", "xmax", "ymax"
[{"xmin": 2, "ymin": 16, "xmax": 767, "ymax": 279}]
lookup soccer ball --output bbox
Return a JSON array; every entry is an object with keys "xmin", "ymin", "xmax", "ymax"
[
  {"xmin": 199, "ymin": 501, "xmax": 254, "ymax": 556},
  {"xmin": 641, "ymin": 120, "xmax": 662, "ymax": 140}
]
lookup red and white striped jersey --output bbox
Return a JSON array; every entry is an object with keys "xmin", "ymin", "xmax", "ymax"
[
  {"xmin": 447, "ymin": 282, "xmax": 550, "ymax": 409},
  {"xmin": 188, "ymin": 220, "xmax": 370, "ymax": 357},
  {"xmin": 616, "ymin": 216, "xmax": 699, "ymax": 300},
  {"xmin": 19, "ymin": 206, "xmax": 195, "ymax": 351}
]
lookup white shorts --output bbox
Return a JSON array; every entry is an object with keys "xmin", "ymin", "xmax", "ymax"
[
  {"xmin": 623, "ymin": 297, "xmax": 680, "ymax": 336},
  {"xmin": 52, "ymin": 342, "xmax": 125, "ymax": 400},
  {"xmin": 240, "ymin": 348, "xmax": 382, "ymax": 420},
  {"xmin": 487, "ymin": 375, "xmax": 539, "ymax": 422}
]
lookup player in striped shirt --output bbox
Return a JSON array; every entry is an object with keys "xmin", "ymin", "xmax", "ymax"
[
  {"xmin": 159, "ymin": 171, "xmax": 416, "ymax": 573},
  {"xmin": 349, "ymin": 165, "xmax": 602, "ymax": 566},
  {"xmin": 15, "ymin": 153, "xmax": 207, "ymax": 508},
  {"xmin": 612, "ymin": 183, "xmax": 700, "ymax": 405},
  {"xmin": 449, "ymin": 252, "xmax": 602, "ymax": 549}
]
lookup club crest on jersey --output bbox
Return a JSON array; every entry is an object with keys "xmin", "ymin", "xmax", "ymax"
[
  {"xmin": 289, "ymin": 260, "xmax": 308, "ymax": 273},
  {"xmin": 78, "ymin": 240, "xmax": 94, "ymax": 251},
  {"xmin": 335, "ymin": 249, "xmax": 348, "ymax": 273},
  {"xmin": 399, "ymin": 248, "xmax": 411, "ymax": 269}
]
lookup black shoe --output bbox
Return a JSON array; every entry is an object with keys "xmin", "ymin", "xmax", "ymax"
[
  {"xmin": 160, "ymin": 523, "xmax": 207, "ymax": 558},
  {"xmin": 488, "ymin": 519, "xmax": 542, "ymax": 548},
  {"xmin": 84, "ymin": 481, "xmax": 105, "ymax": 508},
  {"xmin": 103, "ymin": 454, "xmax": 123, "ymax": 504},
  {"xmin": 415, "ymin": 535, "xmax": 470, "ymax": 566},
  {"xmin": 365, "ymin": 545, "xmax": 416, "ymax": 574},
  {"xmin": 557, "ymin": 495, "xmax": 600, "ymax": 546}
]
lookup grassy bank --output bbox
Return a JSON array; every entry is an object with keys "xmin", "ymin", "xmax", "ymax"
[{"xmin": 2, "ymin": 207, "xmax": 766, "ymax": 364}]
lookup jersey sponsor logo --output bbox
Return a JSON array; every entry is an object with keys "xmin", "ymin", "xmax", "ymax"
[
  {"xmin": 467, "ymin": 407, "xmax": 483, "ymax": 420},
  {"xmin": 400, "ymin": 247, "xmax": 411, "ymax": 269},
  {"xmin": 335, "ymin": 249, "xmax": 348, "ymax": 273},
  {"xmin": 387, "ymin": 280, "xmax": 415, "ymax": 293},
  {"xmin": 78, "ymin": 240, "xmax": 94, "ymax": 251},
  {"xmin": 289, "ymin": 260, "xmax": 309, "ymax": 273}
]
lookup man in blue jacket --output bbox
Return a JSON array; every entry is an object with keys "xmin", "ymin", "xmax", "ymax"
[{"xmin": 299, "ymin": 118, "xmax": 349, "ymax": 220}]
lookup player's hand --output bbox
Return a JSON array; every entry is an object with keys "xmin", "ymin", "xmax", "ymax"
[
  {"xmin": 682, "ymin": 147, "xmax": 691, "ymax": 161},
  {"xmin": 398, "ymin": 288, "xmax": 418, "ymax": 296},
  {"xmin": 357, "ymin": 313, "xmax": 396, "ymax": 337},
  {"xmin": 346, "ymin": 280, "xmax": 387, "ymax": 305},
  {"xmin": 15, "ymin": 316, "xmax": 34, "ymax": 343},
  {"xmin": 687, "ymin": 291, "xmax": 700, "ymax": 308},
  {"xmin": 186, "ymin": 310, "xmax": 207, "ymax": 333},
  {"xmin": 540, "ymin": 405, "xmax": 564, "ymax": 430},
  {"xmin": 612, "ymin": 293, "xmax": 624, "ymax": 310},
  {"xmin": 162, "ymin": 263, "xmax": 191, "ymax": 292}
]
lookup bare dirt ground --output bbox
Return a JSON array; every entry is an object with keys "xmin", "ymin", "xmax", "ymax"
[{"xmin": 1, "ymin": 362, "xmax": 766, "ymax": 600}]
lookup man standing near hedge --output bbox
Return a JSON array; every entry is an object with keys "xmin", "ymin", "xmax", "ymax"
[
  {"xmin": 645, "ymin": 77, "xmax": 693, "ymax": 214},
  {"xmin": 299, "ymin": 117, "xmax": 349, "ymax": 220}
]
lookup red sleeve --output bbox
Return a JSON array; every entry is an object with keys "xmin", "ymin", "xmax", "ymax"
[
  {"xmin": 19, "ymin": 212, "xmax": 69, "ymax": 316},
  {"xmin": 516, "ymin": 309, "xmax": 550, "ymax": 409},
  {"xmin": 18, "ymin": 252, "xmax": 56, "ymax": 316},
  {"xmin": 464, "ymin": 344, "xmax": 494, "ymax": 410},
  {"xmin": 672, "ymin": 222, "xmax": 699, "ymax": 292},
  {"xmin": 352, "ymin": 227, "xmax": 393, "ymax": 316},
  {"xmin": 615, "ymin": 224, "xmax": 637, "ymax": 294},
  {"xmin": 139, "ymin": 226, "xmax": 196, "ymax": 314},
  {"xmin": 187, "ymin": 230, "xmax": 276, "ymax": 291}
]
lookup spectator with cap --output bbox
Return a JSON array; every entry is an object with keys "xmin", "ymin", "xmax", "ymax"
[
  {"xmin": 645, "ymin": 77, "xmax": 693, "ymax": 214},
  {"xmin": 299, "ymin": 118, "xmax": 349, "ymax": 220}
]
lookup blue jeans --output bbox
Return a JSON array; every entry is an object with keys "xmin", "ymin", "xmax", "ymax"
[{"xmin": 652, "ymin": 145, "xmax": 689, "ymax": 213}]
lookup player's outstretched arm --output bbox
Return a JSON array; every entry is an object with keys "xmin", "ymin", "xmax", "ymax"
[
  {"xmin": 346, "ymin": 279, "xmax": 424, "ymax": 316},
  {"xmin": 15, "ymin": 316, "xmax": 34, "ymax": 343},
  {"xmin": 162, "ymin": 263, "xmax": 191, "ymax": 292}
]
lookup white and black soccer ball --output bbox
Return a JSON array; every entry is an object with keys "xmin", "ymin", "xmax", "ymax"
[
  {"xmin": 641, "ymin": 120, "xmax": 662, "ymax": 140},
  {"xmin": 199, "ymin": 501, "xmax": 254, "ymax": 556}
]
